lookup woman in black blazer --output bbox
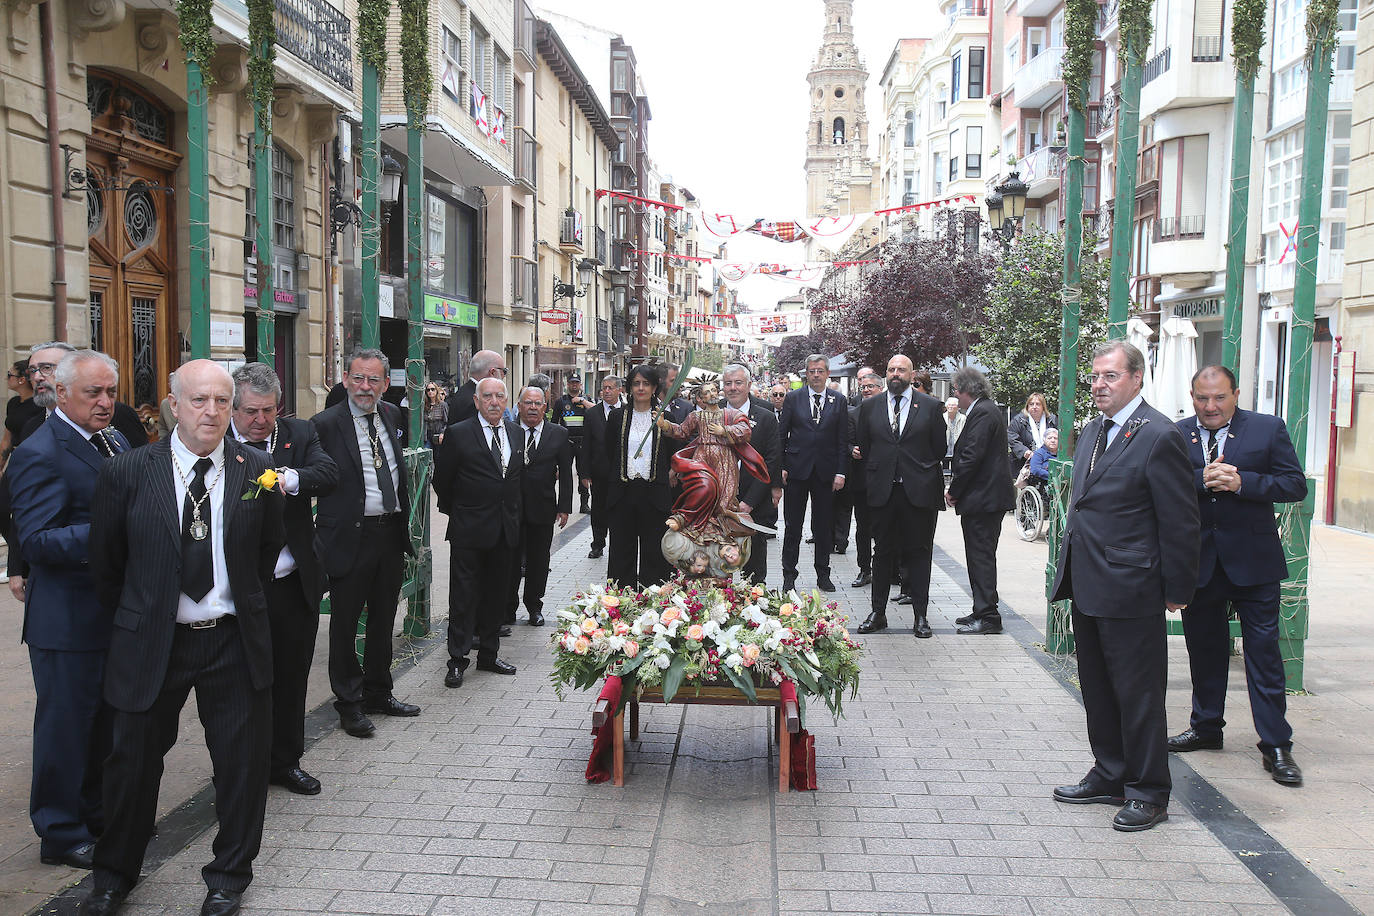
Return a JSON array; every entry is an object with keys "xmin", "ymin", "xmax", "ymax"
[
  {"xmin": 1006, "ymin": 392, "xmax": 1058, "ymax": 479},
  {"xmin": 604, "ymin": 365, "xmax": 674, "ymax": 588}
]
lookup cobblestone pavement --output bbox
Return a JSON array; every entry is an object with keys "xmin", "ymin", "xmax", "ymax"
[{"xmin": 13, "ymin": 503, "xmax": 1371, "ymax": 915}]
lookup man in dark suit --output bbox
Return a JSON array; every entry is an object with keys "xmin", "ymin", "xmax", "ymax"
[
  {"xmin": 311, "ymin": 348, "xmax": 419, "ymax": 740},
  {"xmin": 855, "ymin": 355, "xmax": 946, "ymax": 637},
  {"xmin": 1051, "ymin": 340, "xmax": 1199, "ymax": 833},
  {"xmin": 659, "ymin": 363, "xmax": 694, "ymax": 423},
  {"xmin": 946, "ymin": 367, "xmax": 1016, "ymax": 635},
  {"xmin": 230, "ymin": 364, "xmax": 339, "ymax": 797},
  {"xmin": 448, "ymin": 349, "xmax": 508, "ymax": 426},
  {"xmin": 579, "ymin": 376, "xmax": 621, "ymax": 559},
  {"xmin": 434, "ymin": 377, "xmax": 523, "ymax": 688},
  {"xmin": 769, "ymin": 383, "xmax": 787, "ymax": 420},
  {"xmin": 778, "ymin": 355, "xmax": 849, "ymax": 592},
  {"xmin": 9, "ymin": 350, "xmax": 128, "ymax": 871},
  {"xmin": 847, "ymin": 370, "xmax": 883, "ymax": 587},
  {"xmin": 1167, "ymin": 365, "xmax": 1307, "ymax": 786},
  {"xmin": 722, "ymin": 364, "xmax": 781, "ymax": 585},
  {"xmin": 554, "ymin": 375, "xmax": 591, "ymax": 513},
  {"xmin": 505, "ymin": 385, "xmax": 572, "ymax": 628},
  {"xmin": 83, "ymin": 359, "xmax": 285, "ymax": 916}
]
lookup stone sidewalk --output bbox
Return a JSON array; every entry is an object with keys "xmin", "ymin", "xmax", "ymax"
[{"xmin": 24, "ymin": 508, "xmax": 1364, "ymax": 915}]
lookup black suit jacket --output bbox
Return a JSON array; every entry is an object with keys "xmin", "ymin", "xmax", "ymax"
[
  {"xmin": 1176, "ymin": 408, "xmax": 1306, "ymax": 588},
  {"xmin": 1051, "ymin": 401, "xmax": 1200, "ymax": 618},
  {"xmin": 310, "ymin": 400, "xmax": 412, "ymax": 579},
  {"xmin": 856, "ymin": 389, "xmax": 946, "ymax": 510},
  {"xmin": 948, "ymin": 398, "xmax": 1016, "ymax": 514},
  {"xmin": 779, "ymin": 386, "xmax": 850, "ymax": 481},
  {"xmin": 846, "ymin": 404, "xmax": 867, "ymax": 496},
  {"xmin": 433, "ymin": 415, "xmax": 523, "ymax": 547},
  {"xmin": 449, "ymin": 380, "xmax": 478, "ymax": 425},
  {"xmin": 736, "ymin": 397, "xmax": 780, "ymax": 527},
  {"xmin": 604, "ymin": 406, "xmax": 674, "ymax": 513},
  {"xmin": 517, "ymin": 421, "xmax": 573, "ymax": 523},
  {"xmin": 89, "ymin": 438, "xmax": 285, "ymax": 712},
  {"xmin": 580, "ymin": 401, "xmax": 618, "ymax": 483}
]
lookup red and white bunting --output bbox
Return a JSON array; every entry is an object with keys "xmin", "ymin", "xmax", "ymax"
[{"xmin": 595, "ymin": 189, "xmax": 684, "ymax": 212}]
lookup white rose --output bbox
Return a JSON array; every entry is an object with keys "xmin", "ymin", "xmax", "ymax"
[
  {"xmin": 654, "ymin": 654, "xmax": 672, "ymax": 669},
  {"xmin": 723, "ymin": 653, "xmax": 743, "ymax": 670}
]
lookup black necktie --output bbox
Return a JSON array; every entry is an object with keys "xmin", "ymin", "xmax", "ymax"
[
  {"xmin": 490, "ymin": 424, "xmax": 504, "ymax": 472},
  {"xmin": 92, "ymin": 429, "xmax": 117, "ymax": 458},
  {"xmin": 1090, "ymin": 418, "xmax": 1115, "ymax": 473},
  {"xmin": 181, "ymin": 457, "xmax": 214, "ymax": 602},
  {"xmin": 812, "ymin": 393, "xmax": 822, "ymax": 425},
  {"xmin": 1205, "ymin": 427, "xmax": 1219, "ymax": 463},
  {"xmin": 525, "ymin": 426, "xmax": 535, "ymax": 465},
  {"xmin": 247, "ymin": 439, "xmax": 269, "ymax": 451},
  {"xmin": 892, "ymin": 395, "xmax": 903, "ymax": 438},
  {"xmin": 366, "ymin": 414, "xmax": 398, "ymax": 513}
]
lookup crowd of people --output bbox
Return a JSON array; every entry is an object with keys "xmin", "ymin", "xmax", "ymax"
[{"xmin": 0, "ymin": 337, "xmax": 1310, "ymax": 914}]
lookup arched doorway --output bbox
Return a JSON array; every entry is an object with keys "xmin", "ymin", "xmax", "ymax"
[{"xmin": 85, "ymin": 70, "xmax": 181, "ymax": 410}]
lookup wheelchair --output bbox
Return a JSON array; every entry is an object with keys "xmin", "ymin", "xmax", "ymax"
[{"xmin": 1014, "ymin": 472, "xmax": 1050, "ymax": 541}]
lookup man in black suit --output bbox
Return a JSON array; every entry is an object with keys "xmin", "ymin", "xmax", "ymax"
[
  {"xmin": 847, "ymin": 370, "xmax": 883, "ymax": 588},
  {"xmin": 1051, "ymin": 340, "xmax": 1199, "ymax": 832},
  {"xmin": 946, "ymin": 367, "xmax": 1016, "ymax": 635},
  {"xmin": 769, "ymin": 383, "xmax": 787, "ymax": 420},
  {"xmin": 778, "ymin": 355, "xmax": 849, "ymax": 592},
  {"xmin": 554, "ymin": 375, "xmax": 591, "ymax": 513},
  {"xmin": 230, "ymin": 364, "xmax": 339, "ymax": 797},
  {"xmin": 311, "ymin": 348, "xmax": 419, "ymax": 740},
  {"xmin": 1168, "ymin": 366, "xmax": 1307, "ymax": 786},
  {"xmin": 434, "ymin": 377, "xmax": 523, "ymax": 688},
  {"xmin": 83, "ymin": 359, "xmax": 285, "ymax": 916},
  {"xmin": 505, "ymin": 385, "xmax": 572, "ymax": 628},
  {"xmin": 660, "ymin": 362, "xmax": 693, "ymax": 422},
  {"xmin": 721, "ymin": 364, "xmax": 781, "ymax": 585},
  {"xmin": 855, "ymin": 355, "xmax": 947, "ymax": 637},
  {"xmin": 579, "ymin": 376, "xmax": 621, "ymax": 559},
  {"xmin": 9, "ymin": 350, "xmax": 128, "ymax": 871},
  {"xmin": 448, "ymin": 349, "xmax": 508, "ymax": 426}
]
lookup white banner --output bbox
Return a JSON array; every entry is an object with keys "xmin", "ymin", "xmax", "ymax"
[{"xmin": 736, "ymin": 311, "xmax": 812, "ymax": 338}]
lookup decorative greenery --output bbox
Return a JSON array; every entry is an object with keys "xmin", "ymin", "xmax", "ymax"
[
  {"xmin": 246, "ymin": 0, "xmax": 276, "ymax": 133},
  {"xmin": 549, "ymin": 577, "xmax": 863, "ymax": 719},
  {"xmin": 972, "ymin": 227, "xmax": 1109, "ymax": 424},
  {"xmin": 358, "ymin": 0, "xmax": 389, "ymax": 76},
  {"xmin": 1119, "ymin": 0, "xmax": 1154, "ymax": 68},
  {"xmin": 1062, "ymin": 0, "xmax": 1098, "ymax": 113},
  {"xmin": 398, "ymin": 0, "xmax": 432, "ymax": 126},
  {"xmin": 175, "ymin": 0, "xmax": 215, "ymax": 84},
  {"xmin": 1305, "ymin": 0, "xmax": 1339, "ymax": 68},
  {"xmin": 1231, "ymin": 0, "xmax": 1267, "ymax": 81}
]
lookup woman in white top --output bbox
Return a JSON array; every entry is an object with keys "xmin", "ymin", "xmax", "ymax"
[{"xmin": 604, "ymin": 365, "xmax": 675, "ymax": 588}]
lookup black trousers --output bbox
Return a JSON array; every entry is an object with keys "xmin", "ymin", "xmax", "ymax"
[
  {"xmin": 93, "ymin": 618, "xmax": 271, "ymax": 894},
  {"xmin": 607, "ymin": 480, "xmax": 671, "ymax": 588},
  {"xmin": 960, "ymin": 511, "xmax": 1004, "ymax": 623},
  {"xmin": 870, "ymin": 490, "xmax": 936, "ymax": 617},
  {"xmin": 28, "ymin": 647, "xmax": 110, "ymax": 857},
  {"xmin": 570, "ymin": 438, "xmax": 589, "ymax": 508},
  {"xmin": 505, "ymin": 521, "xmax": 555, "ymax": 621},
  {"xmin": 853, "ymin": 495, "xmax": 873, "ymax": 573},
  {"xmin": 1182, "ymin": 566, "xmax": 1292, "ymax": 751},
  {"xmin": 588, "ymin": 476, "xmax": 610, "ymax": 550},
  {"xmin": 449, "ymin": 530, "xmax": 515, "ymax": 666},
  {"xmin": 266, "ymin": 571, "xmax": 317, "ymax": 774},
  {"xmin": 782, "ymin": 475, "xmax": 836, "ymax": 577},
  {"xmin": 327, "ymin": 516, "xmax": 405, "ymax": 713},
  {"xmin": 1072, "ymin": 608, "xmax": 1171, "ymax": 806},
  {"xmin": 833, "ymin": 484, "xmax": 853, "ymax": 550},
  {"xmin": 742, "ymin": 532, "xmax": 768, "ymax": 585}
]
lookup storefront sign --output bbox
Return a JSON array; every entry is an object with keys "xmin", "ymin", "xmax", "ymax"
[
  {"xmin": 1173, "ymin": 298, "xmax": 1222, "ymax": 321},
  {"xmin": 423, "ymin": 293, "xmax": 479, "ymax": 328},
  {"xmin": 242, "ymin": 286, "xmax": 297, "ymax": 305}
]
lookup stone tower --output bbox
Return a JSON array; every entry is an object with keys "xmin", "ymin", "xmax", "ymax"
[{"xmin": 804, "ymin": 0, "xmax": 875, "ymax": 217}]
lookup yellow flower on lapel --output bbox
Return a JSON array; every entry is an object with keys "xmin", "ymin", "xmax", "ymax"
[{"xmin": 242, "ymin": 468, "xmax": 279, "ymax": 500}]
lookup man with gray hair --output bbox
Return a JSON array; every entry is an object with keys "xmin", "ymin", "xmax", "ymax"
[
  {"xmin": 721, "ymin": 363, "xmax": 781, "ymax": 585},
  {"xmin": 946, "ymin": 366, "xmax": 1015, "ymax": 635},
  {"xmin": 778, "ymin": 354, "xmax": 849, "ymax": 592},
  {"xmin": 451, "ymin": 349, "xmax": 508, "ymax": 425}
]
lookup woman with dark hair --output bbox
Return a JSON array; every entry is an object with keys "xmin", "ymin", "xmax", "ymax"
[
  {"xmin": 423, "ymin": 382, "xmax": 448, "ymax": 448},
  {"xmin": 2, "ymin": 360, "xmax": 38, "ymax": 465},
  {"xmin": 604, "ymin": 364, "xmax": 674, "ymax": 588},
  {"xmin": 1007, "ymin": 392, "xmax": 1058, "ymax": 479}
]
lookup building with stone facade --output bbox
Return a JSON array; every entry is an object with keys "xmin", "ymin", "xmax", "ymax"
[{"xmin": 804, "ymin": 0, "xmax": 877, "ymax": 217}]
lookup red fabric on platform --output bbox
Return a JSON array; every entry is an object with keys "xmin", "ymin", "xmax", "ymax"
[
  {"xmin": 586, "ymin": 676, "xmax": 623, "ymax": 783},
  {"xmin": 778, "ymin": 679, "xmax": 818, "ymax": 790}
]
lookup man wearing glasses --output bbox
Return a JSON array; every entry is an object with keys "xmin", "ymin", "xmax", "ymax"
[
  {"xmin": 769, "ymin": 384, "xmax": 787, "ymax": 421},
  {"xmin": 449, "ymin": 349, "xmax": 507, "ymax": 426},
  {"xmin": 311, "ymin": 349, "xmax": 419, "ymax": 740}
]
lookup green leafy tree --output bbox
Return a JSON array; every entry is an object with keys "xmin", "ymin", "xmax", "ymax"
[{"xmin": 973, "ymin": 228, "xmax": 1108, "ymax": 422}]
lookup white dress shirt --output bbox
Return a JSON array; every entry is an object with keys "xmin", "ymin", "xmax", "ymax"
[
  {"xmin": 521, "ymin": 420, "xmax": 544, "ymax": 460},
  {"xmin": 231, "ymin": 422, "xmax": 298, "ymax": 579},
  {"xmin": 348, "ymin": 400, "xmax": 401, "ymax": 516},
  {"xmin": 170, "ymin": 432, "xmax": 234, "ymax": 624},
  {"xmin": 888, "ymin": 388, "xmax": 913, "ymax": 433},
  {"xmin": 1103, "ymin": 392, "xmax": 1145, "ymax": 451},
  {"xmin": 627, "ymin": 409, "xmax": 653, "ymax": 479}
]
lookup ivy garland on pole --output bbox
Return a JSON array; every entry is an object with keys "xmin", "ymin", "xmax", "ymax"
[
  {"xmin": 358, "ymin": 0, "xmax": 389, "ymax": 77},
  {"xmin": 175, "ymin": 0, "xmax": 214, "ymax": 82},
  {"xmin": 398, "ymin": 0, "xmax": 432, "ymax": 128},
  {"xmin": 247, "ymin": 0, "xmax": 276, "ymax": 131},
  {"xmin": 1061, "ymin": 0, "xmax": 1097, "ymax": 113},
  {"xmin": 1306, "ymin": 0, "xmax": 1339, "ymax": 68},
  {"xmin": 1231, "ymin": 0, "xmax": 1266, "ymax": 80},
  {"xmin": 1118, "ymin": 0, "xmax": 1154, "ymax": 68}
]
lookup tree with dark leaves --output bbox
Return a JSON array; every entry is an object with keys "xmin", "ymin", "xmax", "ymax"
[{"xmin": 767, "ymin": 330, "xmax": 830, "ymax": 378}]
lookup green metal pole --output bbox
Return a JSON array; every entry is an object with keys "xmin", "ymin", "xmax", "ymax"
[
  {"xmin": 186, "ymin": 61, "xmax": 210, "ymax": 358},
  {"xmin": 254, "ymin": 115, "xmax": 275, "ymax": 363},
  {"xmin": 1221, "ymin": 77, "xmax": 1254, "ymax": 372},
  {"xmin": 1107, "ymin": 49, "xmax": 1143, "ymax": 340},
  {"xmin": 361, "ymin": 65, "xmax": 381, "ymax": 350},
  {"xmin": 402, "ymin": 109, "xmax": 430, "ymax": 639}
]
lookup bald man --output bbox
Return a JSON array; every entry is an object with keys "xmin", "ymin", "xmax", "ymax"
[{"xmin": 450, "ymin": 349, "xmax": 508, "ymax": 425}]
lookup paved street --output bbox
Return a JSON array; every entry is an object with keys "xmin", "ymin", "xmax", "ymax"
[{"xmin": 4, "ymin": 496, "xmax": 1372, "ymax": 915}]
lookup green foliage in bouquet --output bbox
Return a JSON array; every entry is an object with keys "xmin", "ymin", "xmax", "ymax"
[{"xmin": 549, "ymin": 577, "xmax": 863, "ymax": 720}]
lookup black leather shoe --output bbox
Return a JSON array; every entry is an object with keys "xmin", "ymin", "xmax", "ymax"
[
  {"xmin": 1053, "ymin": 781, "xmax": 1125, "ymax": 805},
  {"xmin": 857, "ymin": 613, "xmax": 888, "ymax": 634},
  {"xmin": 805, "ymin": 536, "xmax": 815, "ymax": 544},
  {"xmin": 1113, "ymin": 799, "xmax": 1168, "ymax": 832},
  {"xmin": 782, "ymin": 575, "xmax": 797, "ymax": 593},
  {"xmin": 896, "ymin": 594, "xmax": 913, "ymax": 605},
  {"xmin": 476, "ymin": 657, "xmax": 518, "ymax": 675},
  {"xmin": 579, "ymin": 503, "xmax": 590, "ymax": 514},
  {"xmin": 364, "ymin": 696, "xmax": 421, "ymax": 717},
  {"xmin": 913, "ymin": 616, "xmax": 933, "ymax": 639},
  {"xmin": 270, "ymin": 767, "xmax": 321, "ymax": 796},
  {"xmin": 339, "ymin": 710, "xmax": 375, "ymax": 738},
  {"xmin": 816, "ymin": 574, "xmax": 836, "ymax": 592},
  {"xmin": 588, "ymin": 547, "xmax": 603, "ymax": 559},
  {"xmin": 1262, "ymin": 748, "xmax": 1303, "ymax": 786},
  {"xmin": 850, "ymin": 571, "xmax": 872, "ymax": 588},
  {"xmin": 83, "ymin": 888, "xmax": 127, "ymax": 915},
  {"xmin": 957, "ymin": 618, "xmax": 1003, "ymax": 635},
  {"xmin": 833, "ymin": 544, "xmax": 847, "ymax": 555},
  {"xmin": 1167, "ymin": 727, "xmax": 1223, "ymax": 752},
  {"xmin": 500, "ymin": 625, "xmax": 514, "ymax": 638},
  {"xmin": 41, "ymin": 840, "xmax": 94, "ymax": 869},
  {"xmin": 528, "ymin": 611, "xmax": 545, "ymax": 626},
  {"xmin": 444, "ymin": 661, "xmax": 464, "ymax": 688},
  {"xmin": 200, "ymin": 888, "xmax": 243, "ymax": 916},
  {"xmin": 954, "ymin": 614, "xmax": 973, "ymax": 626}
]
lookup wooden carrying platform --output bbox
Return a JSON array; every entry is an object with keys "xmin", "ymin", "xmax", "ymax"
[{"xmin": 593, "ymin": 685, "xmax": 801, "ymax": 791}]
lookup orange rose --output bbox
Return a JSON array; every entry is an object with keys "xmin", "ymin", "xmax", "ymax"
[
  {"xmin": 600, "ymin": 594, "xmax": 621, "ymax": 609},
  {"xmin": 686, "ymin": 624, "xmax": 705, "ymax": 641},
  {"xmin": 779, "ymin": 603, "xmax": 795, "ymax": 617},
  {"xmin": 580, "ymin": 617, "xmax": 598, "ymax": 634},
  {"xmin": 613, "ymin": 621, "xmax": 631, "ymax": 636},
  {"xmin": 574, "ymin": 636, "xmax": 591, "ymax": 655},
  {"xmin": 592, "ymin": 628, "xmax": 606, "ymax": 639},
  {"xmin": 660, "ymin": 607, "xmax": 682, "ymax": 624},
  {"xmin": 741, "ymin": 644, "xmax": 761, "ymax": 666}
]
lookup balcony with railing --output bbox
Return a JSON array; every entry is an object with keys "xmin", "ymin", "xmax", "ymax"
[
  {"xmin": 1013, "ymin": 47, "xmax": 1065, "ymax": 110},
  {"xmin": 274, "ymin": 0, "xmax": 354, "ymax": 91},
  {"xmin": 514, "ymin": 0, "xmax": 536, "ymax": 70},
  {"xmin": 1097, "ymin": 0, "xmax": 1120, "ymax": 37},
  {"xmin": 1153, "ymin": 214, "xmax": 1205, "ymax": 241},
  {"xmin": 594, "ymin": 227, "xmax": 607, "ymax": 264},
  {"xmin": 511, "ymin": 126, "xmax": 535, "ymax": 192},
  {"xmin": 1018, "ymin": 144, "xmax": 1065, "ymax": 199},
  {"xmin": 1142, "ymin": 47, "xmax": 1172, "ymax": 86},
  {"xmin": 560, "ymin": 209, "xmax": 584, "ymax": 252},
  {"xmin": 1258, "ymin": 248, "xmax": 1346, "ymax": 292},
  {"xmin": 511, "ymin": 257, "xmax": 538, "ymax": 309}
]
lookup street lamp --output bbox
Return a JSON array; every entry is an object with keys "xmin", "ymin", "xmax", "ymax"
[
  {"xmin": 985, "ymin": 171, "xmax": 1028, "ymax": 248},
  {"xmin": 577, "ymin": 257, "xmax": 596, "ymax": 289},
  {"xmin": 555, "ymin": 258, "xmax": 596, "ymax": 300},
  {"xmin": 379, "ymin": 153, "xmax": 403, "ymax": 225}
]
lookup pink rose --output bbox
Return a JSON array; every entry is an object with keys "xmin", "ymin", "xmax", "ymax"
[
  {"xmin": 613, "ymin": 620, "xmax": 631, "ymax": 636},
  {"xmin": 580, "ymin": 617, "xmax": 598, "ymax": 634},
  {"xmin": 686, "ymin": 624, "xmax": 705, "ymax": 641},
  {"xmin": 574, "ymin": 636, "xmax": 591, "ymax": 655},
  {"xmin": 741, "ymin": 644, "xmax": 761, "ymax": 666},
  {"xmin": 623, "ymin": 640, "xmax": 639, "ymax": 658},
  {"xmin": 660, "ymin": 607, "xmax": 682, "ymax": 624}
]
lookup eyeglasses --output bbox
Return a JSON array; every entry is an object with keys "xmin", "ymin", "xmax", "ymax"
[
  {"xmin": 6, "ymin": 372, "xmax": 21, "ymax": 379},
  {"xmin": 1086, "ymin": 372, "xmax": 1125, "ymax": 384},
  {"xmin": 28, "ymin": 363, "xmax": 58, "ymax": 377},
  {"xmin": 771, "ymin": 392, "xmax": 785, "ymax": 399},
  {"xmin": 493, "ymin": 367, "xmax": 509, "ymax": 377},
  {"xmin": 349, "ymin": 374, "xmax": 386, "ymax": 387}
]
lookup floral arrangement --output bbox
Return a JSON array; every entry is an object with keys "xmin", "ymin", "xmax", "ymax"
[{"xmin": 550, "ymin": 576, "xmax": 862, "ymax": 719}]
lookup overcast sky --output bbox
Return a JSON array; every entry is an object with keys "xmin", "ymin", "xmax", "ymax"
[{"xmin": 533, "ymin": 0, "xmax": 943, "ymax": 311}]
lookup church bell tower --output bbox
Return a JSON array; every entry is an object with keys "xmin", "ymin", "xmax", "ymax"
[{"xmin": 804, "ymin": 0, "xmax": 874, "ymax": 217}]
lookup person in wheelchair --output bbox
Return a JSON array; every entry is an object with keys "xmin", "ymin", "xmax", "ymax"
[{"xmin": 1027, "ymin": 428, "xmax": 1058, "ymax": 484}]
